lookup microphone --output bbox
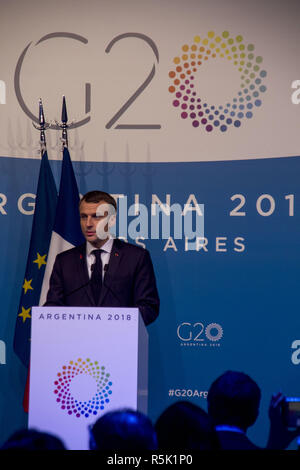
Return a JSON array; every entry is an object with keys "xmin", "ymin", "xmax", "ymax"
[
  {"xmin": 65, "ymin": 259, "xmax": 105, "ymax": 298},
  {"xmin": 91, "ymin": 263, "xmax": 108, "ymax": 273},
  {"xmin": 44, "ymin": 278, "xmax": 93, "ymax": 305},
  {"xmin": 66, "ymin": 265, "xmax": 109, "ymax": 299},
  {"xmin": 65, "ymin": 266, "xmax": 108, "ymax": 299},
  {"xmin": 64, "ymin": 279, "xmax": 92, "ymax": 298},
  {"xmin": 102, "ymin": 268, "xmax": 124, "ymax": 304}
]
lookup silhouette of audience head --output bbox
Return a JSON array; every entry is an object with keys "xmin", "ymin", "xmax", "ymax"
[
  {"xmin": 89, "ymin": 408, "xmax": 158, "ymax": 450},
  {"xmin": 1, "ymin": 428, "xmax": 66, "ymax": 450},
  {"xmin": 207, "ymin": 370, "xmax": 261, "ymax": 432},
  {"xmin": 155, "ymin": 400, "xmax": 220, "ymax": 450}
]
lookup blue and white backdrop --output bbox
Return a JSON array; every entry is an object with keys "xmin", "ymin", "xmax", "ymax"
[{"xmin": 0, "ymin": 0, "xmax": 300, "ymax": 448}]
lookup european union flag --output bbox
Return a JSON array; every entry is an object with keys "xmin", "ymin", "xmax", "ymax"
[{"xmin": 13, "ymin": 151, "xmax": 58, "ymax": 368}]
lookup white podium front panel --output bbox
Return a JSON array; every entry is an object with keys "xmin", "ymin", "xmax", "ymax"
[{"xmin": 28, "ymin": 307, "xmax": 148, "ymax": 450}]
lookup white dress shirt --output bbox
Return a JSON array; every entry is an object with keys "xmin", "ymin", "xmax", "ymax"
[{"xmin": 86, "ymin": 237, "xmax": 114, "ymax": 279}]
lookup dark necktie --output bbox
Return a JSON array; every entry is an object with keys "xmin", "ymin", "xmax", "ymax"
[{"xmin": 91, "ymin": 249, "xmax": 103, "ymax": 305}]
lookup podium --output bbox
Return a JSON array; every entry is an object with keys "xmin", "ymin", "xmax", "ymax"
[{"xmin": 28, "ymin": 307, "xmax": 148, "ymax": 450}]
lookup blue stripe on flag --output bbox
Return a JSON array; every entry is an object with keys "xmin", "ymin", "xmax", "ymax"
[{"xmin": 53, "ymin": 147, "xmax": 85, "ymax": 246}]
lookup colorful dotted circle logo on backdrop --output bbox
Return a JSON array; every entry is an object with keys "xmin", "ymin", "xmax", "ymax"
[
  {"xmin": 53, "ymin": 358, "xmax": 112, "ymax": 419},
  {"xmin": 168, "ymin": 31, "xmax": 267, "ymax": 132}
]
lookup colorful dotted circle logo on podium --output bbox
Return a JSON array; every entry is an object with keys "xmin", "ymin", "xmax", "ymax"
[
  {"xmin": 168, "ymin": 31, "xmax": 267, "ymax": 132},
  {"xmin": 53, "ymin": 358, "xmax": 113, "ymax": 419}
]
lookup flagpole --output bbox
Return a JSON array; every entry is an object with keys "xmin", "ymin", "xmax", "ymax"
[
  {"xmin": 61, "ymin": 95, "xmax": 68, "ymax": 150},
  {"xmin": 54, "ymin": 95, "xmax": 70, "ymax": 152},
  {"xmin": 32, "ymin": 98, "xmax": 49, "ymax": 157}
]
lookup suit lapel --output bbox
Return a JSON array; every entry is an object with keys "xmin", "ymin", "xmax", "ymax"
[{"xmin": 98, "ymin": 239, "xmax": 123, "ymax": 305}]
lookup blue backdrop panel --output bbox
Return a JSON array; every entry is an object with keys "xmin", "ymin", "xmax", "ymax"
[{"xmin": 0, "ymin": 155, "xmax": 299, "ymax": 447}]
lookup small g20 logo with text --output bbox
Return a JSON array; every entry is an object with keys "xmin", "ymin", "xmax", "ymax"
[
  {"xmin": 291, "ymin": 340, "xmax": 300, "ymax": 365},
  {"xmin": 177, "ymin": 322, "xmax": 223, "ymax": 347},
  {"xmin": 54, "ymin": 358, "xmax": 112, "ymax": 418}
]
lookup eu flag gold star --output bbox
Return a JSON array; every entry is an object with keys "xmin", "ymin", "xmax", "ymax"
[
  {"xmin": 18, "ymin": 306, "xmax": 31, "ymax": 323},
  {"xmin": 23, "ymin": 278, "xmax": 33, "ymax": 294},
  {"xmin": 33, "ymin": 253, "xmax": 47, "ymax": 269}
]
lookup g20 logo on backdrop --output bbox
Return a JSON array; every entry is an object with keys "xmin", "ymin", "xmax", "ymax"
[
  {"xmin": 177, "ymin": 322, "xmax": 223, "ymax": 347},
  {"xmin": 168, "ymin": 30, "xmax": 267, "ymax": 132},
  {"xmin": 14, "ymin": 30, "xmax": 266, "ymax": 134},
  {"xmin": 14, "ymin": 32, "xmax": 160, "ymax": 131},
  {"xmin": 53, "ymin": 358, "xmax": 112, "ymax": 419}
]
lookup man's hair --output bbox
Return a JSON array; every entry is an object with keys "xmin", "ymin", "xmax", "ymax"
[
  {"xmin": 1, "ymin": 428, "xmax": 66, "ymax": 450},
  {"xmin": 155, "ymin": 401, "xmax": 220, "ymax": 450},
  {"xmin": 207, "ymin": 370, "xmax": 261, "ymax": 431},
  {"xmin": 80, "ymin": 191, "xmax": 117, "ymax": 212},
  {"xmin": 90, "ymin": 408, "xmax": 157, "ymax": 451}
]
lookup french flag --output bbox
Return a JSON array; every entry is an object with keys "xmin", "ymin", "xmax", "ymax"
[{"xmin": 40, "ymin": 147, "xmax": 85, "ymax": 305}]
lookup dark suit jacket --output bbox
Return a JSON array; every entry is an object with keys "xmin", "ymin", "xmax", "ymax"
[
  {"xmin": 216, "ymin": 431, "xmax": 262, "ymax": 450},
  {"xmin": 44, "ymin": 239, "xmax": 160, "ymax": 325}
]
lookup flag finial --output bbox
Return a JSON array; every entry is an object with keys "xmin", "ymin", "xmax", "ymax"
[
  {"xmin": 32, "ymin": 98, "xmax": 49, "ymax": 156},
  {"xmin": 53, "ymin": 95, "xmax": 70, "ymax": 151},
  {"xmin": 61, "ymin": 95, "xmax": 68, "ymax": 149}
]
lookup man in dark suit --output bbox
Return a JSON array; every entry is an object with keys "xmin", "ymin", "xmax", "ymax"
[
  {"xmin": 44, "ymin": 190, "xmax": 159, "ymax": 326},
  {"xmin": 207, "ymin": 370, "xmax": 300, "ymax": 450},
  {"xmin": 207, "ymin": 370, "xmax": 262, "ymax": 450}
]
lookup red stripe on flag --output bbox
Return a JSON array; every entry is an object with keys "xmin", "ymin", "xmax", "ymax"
[{"xmin": 23, "ymin": 365, "xmax": 30, "ymax": 413}]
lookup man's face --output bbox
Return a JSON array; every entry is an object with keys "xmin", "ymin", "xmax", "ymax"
[{"xmin": 79, "ymin": 200, "xmax": 110, "ymax": 247}]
